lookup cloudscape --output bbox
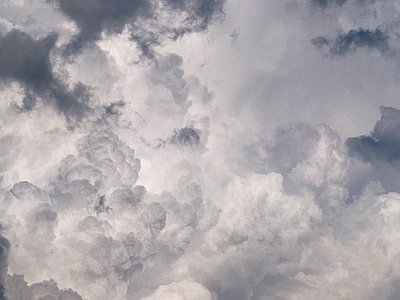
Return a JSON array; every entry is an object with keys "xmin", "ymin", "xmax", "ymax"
[{"xmin": 1, "ymin": 0, "xmax": 400, "ymax": 299}]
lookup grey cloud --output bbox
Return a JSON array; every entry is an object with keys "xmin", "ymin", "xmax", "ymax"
[
  {"xmin": 311, "ymin": 0, "xmax": 347, "ymax": 8},
  {"xmin": 4, "ymin": 275, "xmax": 83, "ymax": 300},
  {"xmin": 268, "ymin": 123, "xmax": 321, "ymax": 174},
  {"xmin": 51, "ymin": 130, "xmax": 141, "ymax": 210},
  {"xmin": 312, "ymin": 28, "xmax": 391, "ymax": 58},
  {"xmin": 151, "ymin": 54, "xmax": 190, "ymax": 106},
  {"xmin": 346, "ymin": 106, "xmax": 400, "ymax": 165},
  {"xmin": 0, "ymin": 29, "xmax": 57, "ymax": 89},
  {"xmin": 50, "ymin": 0, "xmax": 224, "ymax": 56},
  {"xmin": 165, "ymin": 0, "xmax": 225, "ymax": 38},
  {"xmin": 234, "ymin": 123, "xmax": 322, "ymax": 175},
  {"xmin": 0, "ymin": 29, "xmax": 91, "ymax": 120},
  {"xmin": 0, "ymin": 236, "xmax": 10, "ymax": 300},
  {"xmin": 170, "ymin": 127, "xmax": 201, "ymax": 147},
  {"xmin": 104, "ymin": 100, "xmax": 125, "ymax": 116},
  {"xmin": 49, "ymin": 0, "xmax": 152, "ymax": 55}
]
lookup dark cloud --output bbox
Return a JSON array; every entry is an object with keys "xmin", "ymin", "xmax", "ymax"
[
  {"xmin": 0, "ymin": 29, "xmax": 57, "ymax": 89},
  {"xmin": 0, "ymin": 29, "xmax": 91, "ymax": 120},
  {"xmin": 346, "ymin": 106, "xmax": 400, "ymax": 165},
  {"xmin": 311, "ymin": 0, "xmax": 347, "ymax": 8},
  {"xmin": 164, "ymin": 0, "xmax": 225, "ymax": 38},
  {"xmin": 49, "ymin": 0, "xmax": 152, "ymax": 55},
  {"xmin": 0, "ymin": 236, "xmax": 10, "ymax": 300},
  {"xmin": 49, "ymin": 0, "xmax": 224, "ymax": 56},
  {"xmin": 170, "ymin": 127, "xmax": 201, "ymax": 147},
  {"xmin": 312, "ymin": 28, "xmax": 391, "ymax": 58},
  {"xmin": 104, "ymin": 100, "xmax": 125, "ymax": 116}
]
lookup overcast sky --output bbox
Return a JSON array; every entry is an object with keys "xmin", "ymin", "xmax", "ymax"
[{"xmin": 1, "ymin": 0, "xmax": 400, "ymax": 299}]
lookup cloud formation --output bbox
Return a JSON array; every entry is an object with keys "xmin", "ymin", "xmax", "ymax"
[{"xmin": 2, "ymin": 0, "xmax": 400, "ymax": 299}]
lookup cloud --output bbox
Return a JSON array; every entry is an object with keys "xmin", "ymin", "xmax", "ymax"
[
  {"xmin": 311, "ymin": 0, "xmax": 347, "ymax": 8},
  {"xmin": 169, "ymin": 127, "xmax": 202, "ymax": 147},
  {"xmin": 346, "ymin": 106, "xmax": 400, "ymax": 165},
  {"xmin": 0, "ymin": 235, "xmax": 10, "ymax": 300},
  {"xmin": 49, "ymin": 0, "xmax": 152, "ymax": 55},
  {"xmin": 3, "ymin": 0, "xmax": 400, "ymax": 299},
  {"xmin": 5, "ymin": 276, "xmax": 84, "ymax": 300},
  {"xmin": 50, "ymin": 0, "xmax": 225, "ymax": 56},
  {"xmin": 0, "ymin": 29, "xmax": 91, "ymax": 120},
  {"xmin": 0, "ymin": 29, "xmax": 57, "ymax": 89},
  {"xmin": 312, "ymin": 28, "xmax": 391, "ymax": 58}
]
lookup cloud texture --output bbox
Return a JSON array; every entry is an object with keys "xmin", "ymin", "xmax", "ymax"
[{"xmin": 1, "ymin": 0, "xmax": 400, "ymax": 299}]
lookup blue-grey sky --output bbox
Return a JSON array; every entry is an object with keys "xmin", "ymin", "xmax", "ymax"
[{"xmin": 1, "ymin": 0, "xmax": 400, "ymax": 299}]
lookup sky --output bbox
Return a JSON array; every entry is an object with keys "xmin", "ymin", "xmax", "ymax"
[{"xmin": 1, "ymin": 0, "xmax": 400, "ymax": 299}]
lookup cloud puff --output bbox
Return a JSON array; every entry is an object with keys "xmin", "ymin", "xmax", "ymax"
[{"xmin": 346, "ymin": 106, "xmax": 400, "ymax": 165}]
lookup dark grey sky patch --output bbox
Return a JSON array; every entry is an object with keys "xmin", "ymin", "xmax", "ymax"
[
  {"xmin": 170, "ymin": 127, "xmax": 201, "ymax": 147},
  {"xmin": 312, "ymin": 28, "xmax": 391, "ymax": 58},
  {"xmin": 346, "ymin": 106, "xmax": 400, "ymax": 165},
  {"xmin": 0, "ymin": 29, "xmax": 91, "ymax": 121}
]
